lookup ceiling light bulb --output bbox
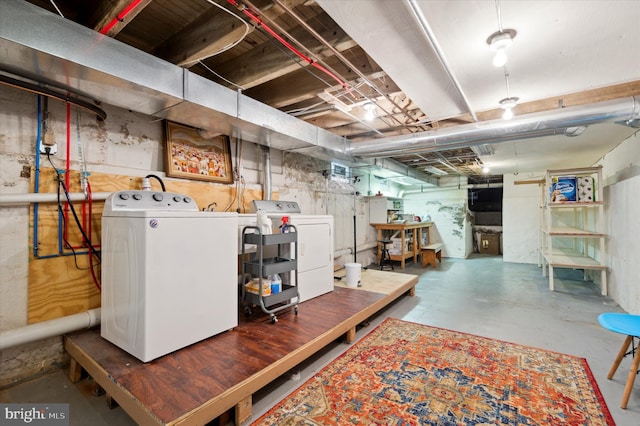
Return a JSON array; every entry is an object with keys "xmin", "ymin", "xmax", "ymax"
[
  {"xmin": 492, "ymin": 49, "xmax": 508, "ymax": 67},
  {"xmin": 363, "ymin": 102, "xmax": 376, "ymax": 121},
  {"xmin": 487, "ymin": 29, "xmax": 517, "ymax": 68},
  {"xmin": 482, "ymin": 166, "xmax": 491, "ymax": 174},
  {"xmin": 499, "ymin": 96, "xmax": 519, "ymax": 120}
]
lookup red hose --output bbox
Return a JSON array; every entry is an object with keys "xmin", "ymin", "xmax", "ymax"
[
  {"xmin": 99, "ymin": 0, "xmax": 144, "ymax": 35},
  {"xmin": 228, "ymin": 0, "xmax": 353, "ymax": 97}
]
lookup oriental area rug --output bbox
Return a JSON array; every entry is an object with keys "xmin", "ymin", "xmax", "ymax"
[{"xmin": 253, "ymin": 318, "xmax": 615, "ymax": 425}]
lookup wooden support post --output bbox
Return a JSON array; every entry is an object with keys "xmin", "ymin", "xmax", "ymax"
[
  {"xmin": 345, "ymin": 327, "xmax": 357, "ymax": 344},
  {"xmin": 68, "ymin": 357, "xmax": 83, "ymax": 383},
  {"xmin": 106, "ymin": 394, "xmax": 119, "ymax": 410},
  {"xmin": 235, "ymin": 395, "xmax": 252, "ymax": 425},
  {"xmin": 409, "ymin": 285, "xmax": 416, "ymax": 297}
]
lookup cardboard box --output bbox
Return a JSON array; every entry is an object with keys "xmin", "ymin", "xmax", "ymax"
[
  {"xmin": 479, "ymin": 234, "xmax": 500, "ymax": 255},
  {"xmin": 389, "ymin": 237, "xmax": 409, "ymax": 254}
]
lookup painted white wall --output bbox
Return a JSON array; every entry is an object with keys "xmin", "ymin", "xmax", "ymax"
[
  {"xmin": 597, "ymin": 132, "xmax": 640, "ymax": 314},
  {"xmin": 502, "ymin": 172, "xmax": 542, "ymax": 264},
  {"xmin": 403, "ymin": 181, "xmax": 470, "ymax": 259},
  {"xmin": 0, "ymin": 92, "xmax": 44, "ymax": 331}
]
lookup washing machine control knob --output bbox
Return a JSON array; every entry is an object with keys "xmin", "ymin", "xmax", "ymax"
[
  {"xmin": 153, "ymin": 193, "xmax": 164, "ymax": 202},
  {"xmin": 132, "ymin": 193, "xmax": 142, "ymax": 200},
  {"xmin": 183, "ymin": 197, "xmax": 192, "ymax": 203},
  {"xmin": 118, "ymin": 193, "xmax": 130, "ymax": 200},
  {"xmin": 173, "ymin": 196, "xmax": 182, "ymax": 203}
]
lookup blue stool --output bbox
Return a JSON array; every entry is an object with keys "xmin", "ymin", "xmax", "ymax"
[{"xmin": 598, "ymin": 313, "xmax": 640, "ymax": 409}]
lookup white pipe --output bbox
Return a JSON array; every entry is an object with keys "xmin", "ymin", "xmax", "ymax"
[
  {"xmin": 0, "ymin": 192, "xmax": 111, "ymax": 206},
  {"xmin": 334, "ymin": 241, "xmax": 378, "ymax": 258},
  {"xmin": 400, "ymin": 183, "xmax": 503, "ymax": 196},
  {"xmin": 261, "ymin": 146, "xmax": 272, "ymax": 201},
  {"xmin": 0, "ymin": 308, "xmax": 101, "ymax": 351}
]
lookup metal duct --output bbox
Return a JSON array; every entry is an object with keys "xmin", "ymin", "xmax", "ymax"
[
  {"xmin": 0, "ymin": 0, "xmax": 347, "ymax": 158},
  {"xmin": 350, "ymin": 97, "xmax": 640, "ymax": 158},
  {"xmin": 371, "ymin": 158, "xmax": 439, "ymax": 186}
]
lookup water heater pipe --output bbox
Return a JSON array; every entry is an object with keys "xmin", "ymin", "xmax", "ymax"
[{"xmin": 0, "ymin": 308, "xmax": 101, "ymax": 351}]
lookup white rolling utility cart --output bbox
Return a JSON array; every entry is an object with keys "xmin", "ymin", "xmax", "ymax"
[
  {"xmin": 248, "ymin": 200, "xmax": 334, "ymax": 303},
  {"xmin": 241, "ymin": 225, "xmax": 300, "ymax": 324}
]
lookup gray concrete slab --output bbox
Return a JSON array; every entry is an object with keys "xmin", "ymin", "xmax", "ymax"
[{"xmin": 1, "ymin": 255, "xmax": 637, "ymax": 425}]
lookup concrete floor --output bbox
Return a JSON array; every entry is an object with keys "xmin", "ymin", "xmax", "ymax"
[{"xmin": 1, "ymin": 255, "xmax": 638, "ymax": 425}]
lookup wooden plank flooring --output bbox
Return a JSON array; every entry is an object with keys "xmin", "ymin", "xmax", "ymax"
[{"xmin": 64, "ymin": 270, "xmax": 417, "ymax": 425}]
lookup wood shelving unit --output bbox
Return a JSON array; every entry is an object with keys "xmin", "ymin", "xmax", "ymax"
[{"xmin": 540, "ymin": 166, "xmax": 607, "ymax": 295}]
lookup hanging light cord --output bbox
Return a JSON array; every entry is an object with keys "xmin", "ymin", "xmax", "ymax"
[
  {"xmin": 49, "ymin": 0, "xmax": 64, "ymax": 18},
  {"xmin": 495, "ymin": 0, "xmax": 504, "ymax": 32},
  {"xmin": 504, "ymin": 69, "xmax": 511, "ymax": 98}
]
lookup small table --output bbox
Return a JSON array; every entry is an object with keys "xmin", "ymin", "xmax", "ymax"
[{"xmin": 372, "ymin": 222, "xmax": 433, "ymax": 269}]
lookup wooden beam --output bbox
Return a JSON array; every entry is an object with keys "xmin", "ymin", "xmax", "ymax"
[
  {"xmin": 92, "ymin": 0, "xmax": 154, "ymax": 37},
  {"xmin": 154, "ymin": 4, "xmax": 257, "ymax": 67},
  {"xmin": 474, "ymin": 80, "xmax": 640, "ymax": 122},
  {"xmin": 244, "ymin": 46, "xmax": 381, "ymax": 107},
  {"xmin": 197, "ymin": 12, "xmax": 355, "ymax": 90},
  {"xmin": 514, "ymin": 178, "xmax": 544, "ymax": 185}
]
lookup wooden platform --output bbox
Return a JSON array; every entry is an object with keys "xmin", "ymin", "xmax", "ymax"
[{"xmin": 64, "ymin": 269, "xmax": 417, "ymax": 425}]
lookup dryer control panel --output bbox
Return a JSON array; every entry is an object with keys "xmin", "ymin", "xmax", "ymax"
[
  {"xmin": 250, "ymin": 200, "xmax": 301, "ymax": 213},
  {"xmin": 104, "ymin": 190, "xmax": 199, "ymax": 214}
]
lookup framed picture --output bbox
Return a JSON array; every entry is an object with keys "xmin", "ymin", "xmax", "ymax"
[{"xmin": 164, "ymin": 121, "xmax": 233, "ymax": 184}]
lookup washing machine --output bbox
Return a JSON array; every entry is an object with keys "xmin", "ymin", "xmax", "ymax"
[
  {"xmin": 101, "ymin": 190, "xmax": 238, "ymax": 362},
  {"xmin": 240, "ymin": 200, "xmax": 334, "ymax": 302}
]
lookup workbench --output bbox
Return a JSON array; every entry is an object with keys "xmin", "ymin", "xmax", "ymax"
[{"xmin": 372, "ymin": 222, "xmax": 433, "ymax": 268}]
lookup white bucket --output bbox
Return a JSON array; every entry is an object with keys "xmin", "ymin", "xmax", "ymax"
[{"xmin": 345, "ymin": 263, "xmax": 361, "ymax": 288}]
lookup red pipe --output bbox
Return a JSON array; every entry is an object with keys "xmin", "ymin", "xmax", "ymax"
[
  {"xmin": 99, "ymin": 0, "xmax": 144, "ymax": 35},
  {"xmin": 228, "ymin": 0, "xmax": 353, "ymax": 97}
]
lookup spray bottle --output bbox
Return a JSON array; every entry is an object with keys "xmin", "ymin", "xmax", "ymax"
[{"xmin": 280, "ymin": 216, "xmax": 290, "ymax": 234}]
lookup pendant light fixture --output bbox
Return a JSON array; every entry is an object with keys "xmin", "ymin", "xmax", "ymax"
[
  {"xmin": 363, "ymin": 102, "xmax": 376, "ymax": 121},
  {"xmin": 486, "ymin": 0, "xmax": 516, "ymax": 67},
  {"xmin": 487, "ymin": 29, "xmax": 516, "ymax": 67},
  {"xmin": 499, "ymin": 70, "xmax": 518, "ymax": 120}
]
